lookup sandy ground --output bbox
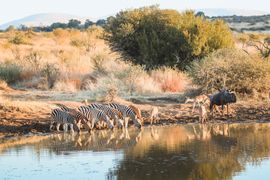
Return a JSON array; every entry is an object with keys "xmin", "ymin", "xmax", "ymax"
[{"xmin": 1, "ymin": 87, "xmax": 270, "ymax": 138}]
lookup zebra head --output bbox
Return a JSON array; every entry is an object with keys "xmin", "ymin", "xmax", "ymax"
[
  {"xmin": 105, "ymin": 115, "xmax": 114, "ymax": 130},
  {"xmin": 132, "ymin": 114, "xmax": 142, "ymax": 129}
]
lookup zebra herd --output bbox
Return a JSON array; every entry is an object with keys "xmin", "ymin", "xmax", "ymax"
[
  {"xmin": 50, "ymin": 89, "xmax": 237, "ymax": 133},
  {"xmin": 50, "ymin": 102, "xmax": 143, "ymax": 133}
]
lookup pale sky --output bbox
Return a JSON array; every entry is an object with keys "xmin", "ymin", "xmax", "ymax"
[{"xmin": 1, "ymin": 0, "xmax": 270, "ymax": 24}]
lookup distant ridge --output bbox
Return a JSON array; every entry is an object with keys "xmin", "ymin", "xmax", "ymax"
[
  {"xmin": 0, "ymin": 13, "xmax": 91, "ymax": 30},
  {"xmin": 195, "ymin": 8, "xmax": 269, "ymax": 17},
  {"xmin": 1, "ymin": 9, "xmax": 270, "ymax": 30}
]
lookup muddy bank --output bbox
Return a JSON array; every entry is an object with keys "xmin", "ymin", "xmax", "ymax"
[{"xmin": 1, "ymin": 95, "xmax": 270, "ymax": 138}]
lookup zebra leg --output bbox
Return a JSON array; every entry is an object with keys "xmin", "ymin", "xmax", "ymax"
[
  {"xmin": 63, "ymin": 124, "xmax": 68, "ymax": 132},
  {"xmin": 117, "ymin": 119, "xmax": 124, "ymax": 129},
  {"xmin": 124, "ymin": 117, "xmax": 129, "ymax": 128},
  {"xmin": 56, "ymin": 123, "xmax": 61, "ymax": 131},
  {"xmin": 85, "ymin": 121, "xmax": 92, "ymax": 133},
  {"xmin": 49, "ymin": 121, "xmax": 54, "ymax": 131},
  {"xmin": 91, "ymin": 118, "xmax": 96, "ymax": 130},
  {"xmin": 69, "ymin": 124, "xmax": 74, "ymax": 133},
  {"xmin": 73, "ymin": 123, "xmax": 81, "ymax": 133}
]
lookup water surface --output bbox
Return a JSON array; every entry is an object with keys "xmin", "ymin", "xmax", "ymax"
[{"xmin": 1, "ymin": 123, "xmax": 270, "ymax": 180}]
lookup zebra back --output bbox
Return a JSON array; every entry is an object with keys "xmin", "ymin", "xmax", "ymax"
[
  {"xmin": 55, "ymin": 103, "xmax": 71, "ymax": 112},
  {"xmin": 88, "ymin": 103, "xmax": 119, "ymax": 120},
  {"xmin": 108, "ymin": 103, "xmax": 135, "ymax": 117},
  {"xmin": 51, "ymin": 108, "xmax": 76, "ymax": 124},
  {"xmin": 78, "ymin": 106, "xmax": 108, "ymax": 122},
  {"xmin": 55, "ymin": 103, "xmax": 88, "ymax": 123}
]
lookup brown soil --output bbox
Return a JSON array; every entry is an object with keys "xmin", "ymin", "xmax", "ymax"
[{"xmin": 1, "ymin": 89, "xmax": 270, "ymax": 138}]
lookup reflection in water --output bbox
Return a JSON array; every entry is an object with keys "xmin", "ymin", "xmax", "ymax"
[{"xmin": 0, "ymin": 123, "xmax": 270, "ymax": 179}]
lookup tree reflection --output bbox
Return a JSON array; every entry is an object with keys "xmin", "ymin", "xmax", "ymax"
[
  {"xmin": 1, "ymin": 123, "xmax": 270, "ymax": 180},
  {"xmin": 106, "ymin": 124, "xmax": 270, "ymax": 180}
]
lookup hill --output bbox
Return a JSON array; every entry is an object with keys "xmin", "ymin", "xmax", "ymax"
[{"xmin": 0, "ymin": 13, "xmax": 91, "ymax": 30}]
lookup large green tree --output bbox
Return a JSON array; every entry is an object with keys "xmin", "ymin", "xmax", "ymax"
[{"xmin": 105, "ymin": 6, "xmax": 234, "ymax": 70}]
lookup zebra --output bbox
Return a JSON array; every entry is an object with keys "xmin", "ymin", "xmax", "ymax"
[
  {"xmin": 107, "ymin": 103, "xmax": 142, "ymax": 129},
  {"xmin": 87, "ymin": 103, "xmax": 124, "ymax": 128},
  {"xmin": 78, "ymin": 106, "xmax": 114, "ymax": 131},
  {"xmin": 54, "ymin": 103, "xmax": 89, "ymax": 131},
  {"xmin": 50, "ymin": 108, "xmax": 82, "ymax": 133},
  {"xmin": 129, "ymin": 104, "xmax": 143, "ymax": 124}
]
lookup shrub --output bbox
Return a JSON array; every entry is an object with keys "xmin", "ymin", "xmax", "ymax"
[
  {"xmin": 105, "ymin": 6, "xmax": 234, "ymax": 70},
  {"xmin": 70, "ymin": 38, "xmax": 85, "ymax": 48},
  {"xmin": 9, "ymin": 32, "xmax": 29, "ymax": 45},
  {"xmin": 151, "ymin": 67, "xmax": 188, "ymax": 92},
  {"xmin": 41, "ymin": 63, "xmax": 60, "ymax": 89},
  {"xmin": 189, "ymin": 49, "xmax": 270, "ymax": 96},
  {"xmin": 24, "ymin": 51, "xmax": 42, "ymax": 71},
  {"xmin": 0, "ymin": 63, "xmax": 21, "ymax": 84}
]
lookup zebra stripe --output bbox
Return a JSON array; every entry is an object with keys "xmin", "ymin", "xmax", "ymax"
[
  {"xmin": 107, "ymin": 103, "xmax": 142, "ymax": 128},
  {"xmin": 78, "ymin": 106, "xmax": 114, "ymax": 130},
  {"xmin": 87, "ymin": 103, "xmax": 124, "ymax": 128},
  {"xmin": 54, "ymin": 103, "xmax": 88, "ymax": 128},
  {"xmin": 50, "ymin": 108, "xmax": 80, "ymax": 132}
]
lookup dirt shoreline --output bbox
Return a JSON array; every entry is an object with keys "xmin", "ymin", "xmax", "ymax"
[{"xmin": 1, "ymin": 97, "xmax": 270, "ymax": 138}]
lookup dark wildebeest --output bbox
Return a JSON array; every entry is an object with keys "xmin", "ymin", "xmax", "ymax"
[{"xmin": 209, "ymin": 89, "xmax": 237, "ymax": 116}]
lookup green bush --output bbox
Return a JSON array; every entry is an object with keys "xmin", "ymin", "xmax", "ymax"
[
  {"xmin": 105, "ymin": 6, "xmax": 234, "ymax": 70},
  {"xmin": 0, "ymin": 63, "xmax": 21, "ymax": 84},
  {"xmin": 189, "ymin": 49, "xmax": 270, "ymax": 96}
]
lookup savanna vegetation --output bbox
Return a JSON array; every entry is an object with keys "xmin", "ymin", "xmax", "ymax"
[
  {"xmin": 105, "ymin": 6, "xmax": 234, "ymax": 70},
  {"xmin": 0, "ymin": 6, "xmax": 270, "ymax": 138},
  {"xmin": 0, "ymin": 6, "xmax": 269, "ymax": 101}
]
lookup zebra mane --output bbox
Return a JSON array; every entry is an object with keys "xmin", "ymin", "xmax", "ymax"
[{"xmin": 54, "ymin": 103, "xmax": 71, "ymax": 110}]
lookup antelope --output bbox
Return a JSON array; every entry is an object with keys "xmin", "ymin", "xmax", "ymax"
[
  {"xmin": 198, "ymin": 103, "xmax": 208, "ymax": 123},
  {"xmin": 185, "ymin": 94, "xmax": 210, "ymax": 113},
  {"xmin": 150, "ymin": 106, "xmax": 159, "ymax": 125}
]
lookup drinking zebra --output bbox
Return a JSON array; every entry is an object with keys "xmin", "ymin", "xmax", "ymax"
[
  {"xmin": 78, "ymin": 106, "xmax": 114, "ymax": 131},
  {"xmin": 107, "ymin": 103, "xmax": 142, "ymax": 129},
  {"xmin": 54, "ymin": 103, "xmax": 89, "ymax": 130},
  {"xmin": 87, "ymin": 103, "xmax": 124, "ymax": 128},
  {"xmin": 50, "ymin": 108, "xmax": 82, "ymax": 133}
]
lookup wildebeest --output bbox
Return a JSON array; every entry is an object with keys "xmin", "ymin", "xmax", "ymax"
[{"xmin": 209, "ymin": 89, "xmax": 237, "ymax": 116}]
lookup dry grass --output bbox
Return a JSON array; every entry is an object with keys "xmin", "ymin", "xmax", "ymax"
[
  {"xmin": 0, "ymin": 28, "xmax": 190, "ymax": 95},
  {"xmin": 190, "ymin": 48, "xmax": 270, "ymax": 99},
  {"xmin": 151, "ymin": 67, "xmax": 189, "ymax": 92}
]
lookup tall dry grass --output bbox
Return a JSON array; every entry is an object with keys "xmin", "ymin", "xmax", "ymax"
[
  {"xmin": 151, "ymin": 67, "xmax": 188, "ymax": 92},
  {"xmin": 190, "ymin": 48, "xmax": 270, "ymax": 99},
  {"xmin": 0, "ymin": 28, "xmax": 189, "ymax": 96}
]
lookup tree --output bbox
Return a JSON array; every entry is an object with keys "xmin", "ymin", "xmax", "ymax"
[
  {"xmin": 247, "ymin": 35, "xmax": 270, "ymax": 58},
  {"xmin": 96, "ymin": 19, "xmax": 106, "ymax": 27},
  {"xmin": 105, "ymin": 6, "xmax": 234, "ymax": 70},
  {"xmin": 84, "ymin": 19, "xmax": 94, "ymax": 29},
  {"xmin": 50, "ymin": 22, "xmax": 68, "ymax": 30},
  {"xmin": 67, "ymin": 19, "xmax": 81, "ymax": 29},
  {"xmin": 195, "ymin": 11, "xmax": 206, "ymax": 18}
]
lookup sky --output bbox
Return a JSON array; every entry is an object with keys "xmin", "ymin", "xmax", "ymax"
[{"xmin": 1, "ymin": 0, "xmax": 270, "ymax": 24}]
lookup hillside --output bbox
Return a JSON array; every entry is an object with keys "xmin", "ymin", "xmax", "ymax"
[{"xmin": 0, "ymin": 13, "xmax": 91, "ymax": 30}]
